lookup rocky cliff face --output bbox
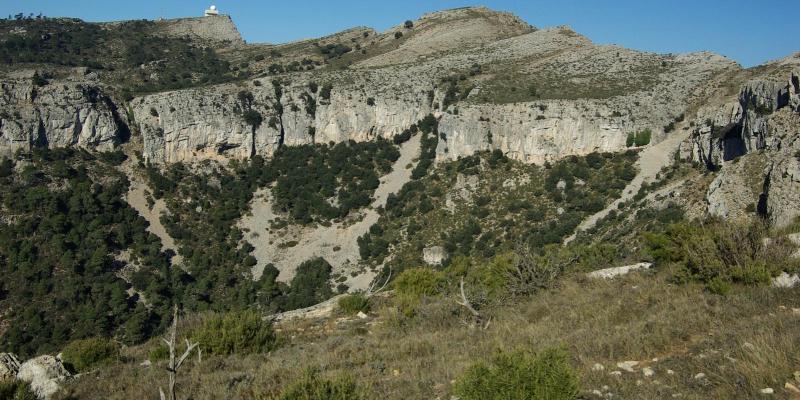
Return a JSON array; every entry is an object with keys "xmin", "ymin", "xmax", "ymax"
[
  {"xmin": 152, "ymin": 15, "xmax": 244, "ymax": 46},
  {"xmin": 130, "ymin": 18, "xmax": 736, "ymax": 165},
  {"xmin": 0, "ymin": 70, "xmax": 122, "ymax": 158},
  {"xmin": 132, "ymin": 72, "xmax": 436, "ymax": 163},
  {"xmin": 691, "ymin": 71, "xmax": 800, "ymax": 168},
  {"xmin": 694, "ymin": 68, "xmax": 800, "ymax": 227}
]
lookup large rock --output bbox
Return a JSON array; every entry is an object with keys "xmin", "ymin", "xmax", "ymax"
[
  {"xmin": 0, "ymin": 71, "xmax": 122, "ymax": 158},
  {"xmin": 587, "ymin": 263, "xmax": 652, "ymax": 279},
  {"xmin": 437, "ymin": 101, "xmax": 632, "ymax": 164},
  {"xmin": 16, "ymin": 355, "xmax": 71, "ymax": 399},
  {"xmin": 0, "ymin": 353, "xmax": 21, "ymax": 380},
  {"xmin": 423, "ymin": 246, "xmax": 448, "ymax": 266}
]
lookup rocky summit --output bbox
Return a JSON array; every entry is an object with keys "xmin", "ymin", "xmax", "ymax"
[{"xmin": 0, "ymin": 6, "xmax": 799, "ymax": 400}]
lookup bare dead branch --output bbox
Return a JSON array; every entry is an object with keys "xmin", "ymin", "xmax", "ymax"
[
  {"xmin": 160, "ymin": 304, "xmax": 199, "ymax": 400},
  {"xmin": 455, "ymin": 277, "xmax": 484, "ymax": 328},
  {"xmin": 367, "ymin": 267, "xmax": 392, "ymax": 296}
]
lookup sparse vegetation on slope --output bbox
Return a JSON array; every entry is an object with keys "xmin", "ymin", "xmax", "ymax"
[{"xmin": 359, "ymin": 145, "xmax": 638, "ymax": 274}]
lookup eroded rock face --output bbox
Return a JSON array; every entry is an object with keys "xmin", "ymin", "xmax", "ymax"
[
  {"xmin": 132, "ymin": 76, "xmax": 435, "ymax": 164},
  {"xmin": 16, "ymin": 355, "xmax": 71, "ymax": 399},
  {"xmin": 0, "ymin": 71, "xmax": 121, "ymax": 158},
  {"xmin": 698, "ymin": 70, "xmax": 800, "ymax": 227},
  {"xmin": 0, "ymin": 353, "xmax": 21, "ymax": 380},
  {"xmin": 692, "ymin": 70, "xmax": 800, "ymax": 168},
  {"xmin": 437, "ymin": 101, "xmax": 632, "ymax": 164},
  {"xmin": 129, "ymin": 19, "xmax": 736, "ymax": 165}
]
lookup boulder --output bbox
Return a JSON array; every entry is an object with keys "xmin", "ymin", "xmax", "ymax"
[
  {"xmin": 16, "ymin": 355, "xmax": 71, "ymax": 399},
  {"xmin": 587, "ymin": 263, "xmax": 652, "ymax": 279},
  {"xmin": 423, "ymin": 246, "xmax": 448, "ymax": 266},
  {"xmin": 772, "ymin": 272, "xmax": 800, "ymax": 288},
  {"xmin": 0, "ymin": 353, "xmax": 21, "ymax": 380}
]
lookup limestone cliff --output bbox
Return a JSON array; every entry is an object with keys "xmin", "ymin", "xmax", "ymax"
[
  {"xmin": 152, "ymin": 15, "xmax": 244, "ymax": 46},
  {"xmin": 131, "ymin": 19, "xmax": 736, "ymax": 165},
  {"xmin": 693, "ymin": 68, "xmax": 800, "ymax": 227},
  {"xmin": 0, "ymin": 70, "xmax": 122, "ymax": 158},
  {"xmin": 132, "ymin": 73, "xmax": 435, "ymax": 163}
]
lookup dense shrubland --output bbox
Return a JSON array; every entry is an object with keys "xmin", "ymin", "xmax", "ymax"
[
  {"xmin": 0, "ymin": 148, "xmax": 174, "ymax": 356},
  {"xmin": 0, "ymin": 138, "xmax": 401, "ymax": 356},
  {"xmin": 359, "ymin": 134, "xmax": 638, "ymax": 277},
  {"xmin": 644, "ymin": 219, "xmax": 800, "ymax": 294},
  {"xmin": 270, "ymin": 140, "xmax": 399, "ymax": 223}
]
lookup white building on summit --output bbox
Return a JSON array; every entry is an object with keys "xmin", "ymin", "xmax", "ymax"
[{"xmin": 204, "ymin": 5, "xmax": 220, "ymax": 17}]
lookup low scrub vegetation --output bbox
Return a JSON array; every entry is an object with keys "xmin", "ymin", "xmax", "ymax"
[
  {"xmin": 0, "ymin": 379, "xmax": 36, "ymax": 400},
  {"xmin": 61, "ymin": 337, "xmax": 120, "ymax": 373},
  {"xmin": 274, "ymin": 369, "xmax": 363, "ymax": 400},
  {"xmin": 644, "ymin": 220, "xmax": 799, "ymax": 293},
  {"xmin": 454, "ymin": 348, "xmax": 579, "ymax": 400},
  {"xmin": 192, "ymin": 310, "xmax": 276, "ymax": 356},
  {"xmin": 337, "ymin": 293, "xmax": 370, "ymax": 315}
]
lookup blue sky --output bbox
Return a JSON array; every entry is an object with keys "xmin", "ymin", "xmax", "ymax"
[{"xmin": 1, "ymin": 0, "xmax": 794, "ymax": 67}]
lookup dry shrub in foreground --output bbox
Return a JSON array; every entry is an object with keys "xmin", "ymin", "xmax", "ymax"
[{"xmin": 454, "ymin": 348, "xmax": 579, "ymax": 400}]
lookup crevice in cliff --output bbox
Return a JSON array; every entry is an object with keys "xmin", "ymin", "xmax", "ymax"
[
  {"xmin": 33, "ymin": 117, "xmax": 48, "ymax": 148},
  {"xmin": 721, "ymin": 125, "xmax": 746, "ymax": 162},
  {"xmin": 272, "ymin": 80, "xmax": 286, "ymax": 149},
  {"xmin": 756, "ymin": 164, "xmax": 772, "ymax": 219},
  {"xmin": 104, "ymin": 95, "xmax": 131, "ymax": 145}
]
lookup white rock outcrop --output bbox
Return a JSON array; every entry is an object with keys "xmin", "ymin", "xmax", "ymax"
[
  {"xmin": 16, "ymin": 355, "xmax": 71, "ymax": 399},
  {"xmin": 0, "ymin": 71, "xmax": 121, "ymax": 158},
  {"xmin": 0, "ymin": 353, "xmax": 21, "ymax": 380},
  {"xmin": 587, "ymin": 263, "xmax": 652, "ymax": 279},
  {"xmin": 772, "ymin": 272, "xmax": 800, "ymax": 288},
  {"xmin": 423, "ymin": 246, "xmax": 448, "ymax": 266}
]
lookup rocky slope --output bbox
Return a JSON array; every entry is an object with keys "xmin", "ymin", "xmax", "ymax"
[
  {"xmin": 687, "ymin": 57, "xmax": 800, "ymax": 227},
  {"xmin": 129, "ymin": 19, "xmax": 736, "ymax": 166}
]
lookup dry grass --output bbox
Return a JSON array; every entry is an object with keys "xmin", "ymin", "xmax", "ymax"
[{"xmin": 57, "ymin": 269, "xmax": 800, "ymax": 400}]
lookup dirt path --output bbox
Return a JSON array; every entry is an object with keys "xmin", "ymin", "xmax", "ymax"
[
  {"xmin": 119, "ymin": 154, "xmax": 183, "ymax": 265},
  {"xmin": 564, "ymin": 129, "xmax": 691, "ymax": 244},
  {"xmin": 241, "ymin": 134, "xmax": 421, "ymax": 291}
]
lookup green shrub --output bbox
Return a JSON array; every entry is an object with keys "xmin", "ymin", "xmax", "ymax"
[
  {"xmin": 279, "ymin": 258, "xmax": 334, "ymax": 310},
  {"xmin": 393, "ymin": 267, "xmax": 444, "ymax": 316},
  {"xmin": 626, "ymin": 132, "xmax": 635, "ymax": 147},
  {"xmin": 61, "ymin": 337, "xmax": 120, "ymax": 373},
  {"xmin": 634, "ymin": 129, "xmax": 652, "ymax": 146},
  {"xmin": 0, "ymin": 379, "xmax": 37, "ymax": 400},
  {"xmin": 454, "ymin": 348, "xmax": 579, "ymax": 400},
  {"xmin": 148, "ymin": 343, "xmax": 170, "ymax": 362},
  {"xmin": 337, "ymin": 294, "xmax": 370, "ymax": 315},
  {"xmin": 319, "ymin": 84, "xmax": 333, "ymax": 100},
  {"xmin": 707, "ymin": 277, "xmax": 732, "ymax": 296},
  {"xmin": 644, "ymin": 221, "xmax": 795, "ymax": 292},
  {"xmin": 193, "ymin": 310, "xmax": 276, "ymax": 356},
  {"xmin": 243, "ymin": 109, "xmax": 263, "ymax": 128},
  {"xmin": 393, "ymin": 267, "xmax": 444, "ymax": 299},
  {"xmin": 447, "ymin": 253, "xmax": 515, "ymax": 302},
  {"xmin": 275, "ymin": 369, "xmax": 363, "ymax": 400}
]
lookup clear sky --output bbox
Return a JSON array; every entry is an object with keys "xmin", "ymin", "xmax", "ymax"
[{"xmin": 1, "ymin": 0, "xmax": 794, "ymax": 67}]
